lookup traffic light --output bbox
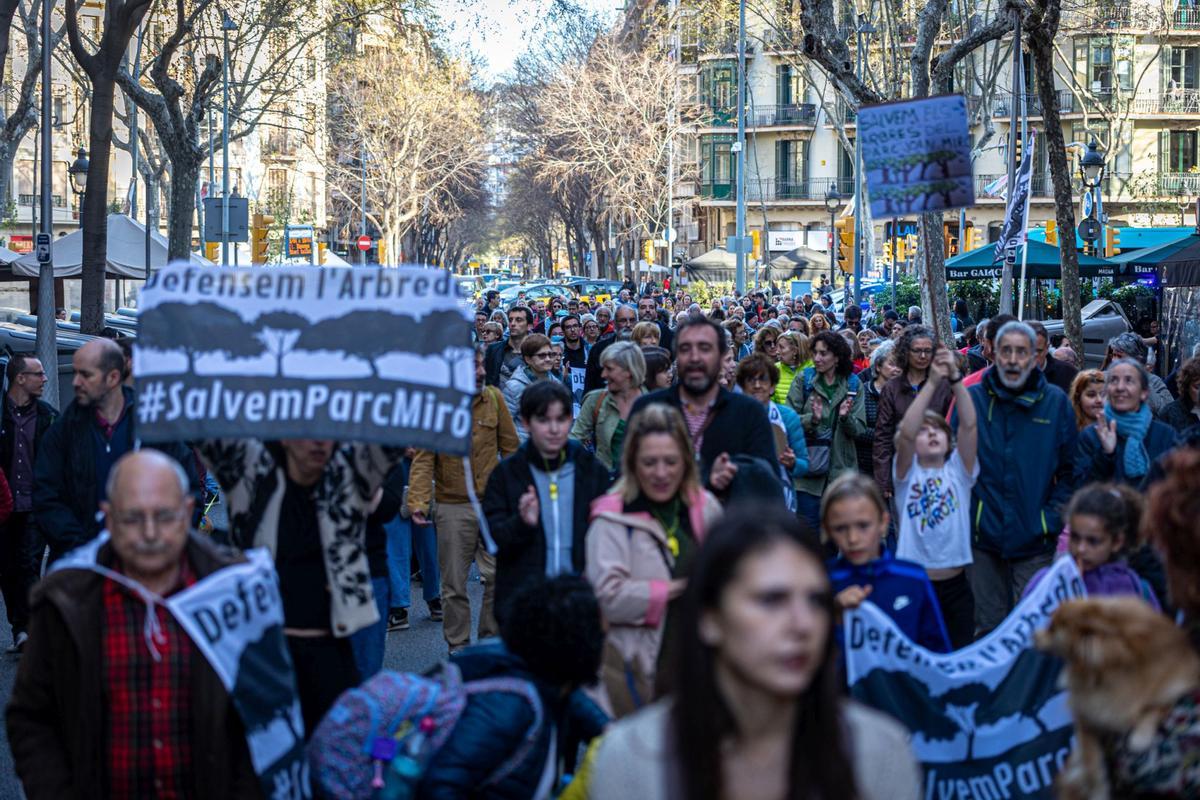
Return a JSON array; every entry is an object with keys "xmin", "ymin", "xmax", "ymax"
[
  {"xmin": 1105, "ymin": 226, "xmax": 1121, "ymax": 257},
  {"xmin": 836, "ymin": 218, "xmax": 855, "ymax": 274},
  {"xmin": 963, "ymin": 226, "xmax": 980, "ymax": 252},
  {"xmin": 251, "ymin": 212, "xmax": 275, "ymax": 264},
  {"xmin": 378, "ymin": 240, "xmax": 387, "ymax": 265},
  {"xmin": 895, "ymin": 237, "xmax": 907, "ymax": 263},
  {"xmin": 1045, "ymin": 220, "xmax": 1058, "ymax": 246},
  {"xmin": 204, "ymin": 242, "xmax": 219, "ymax": 262},
  {"xmin": 905, "ymin": 233, "xmax": 918, "ymax": 261},
  {"xmin": 751, "ymin": 230, "xmax": 761, "ymax": 260},
  {"xmin": 643, "ymin": 239, "xmax": 655, "ymax": 265},
  {"xmin": 318, "ymin": 242, "xmax": 328, "ymax": 265},
  {"xmin": 882, "ymin": 241, "xmax": 893, "ymax": 265}
]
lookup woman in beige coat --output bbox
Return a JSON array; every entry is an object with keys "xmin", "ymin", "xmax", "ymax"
[{"xmin": 585, "ymin": 403, "xmax": 723, "ymax": 719}]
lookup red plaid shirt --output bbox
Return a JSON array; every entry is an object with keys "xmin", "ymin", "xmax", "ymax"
[{"xmin": 101, "ymin": 558, "xmax": 197, "ymax": 799}]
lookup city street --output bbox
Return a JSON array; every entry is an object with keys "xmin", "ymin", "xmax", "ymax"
[{"xmin": 0, "ymin": 578, "xmax": 474, "ymax": 798}]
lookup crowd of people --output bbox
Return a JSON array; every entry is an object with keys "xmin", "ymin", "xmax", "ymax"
[{"xmin": 1, "ymin": 276, "xmax": 1199, "ymax": 799}]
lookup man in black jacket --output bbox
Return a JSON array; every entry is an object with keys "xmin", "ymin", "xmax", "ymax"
[
  {"xmin": 33, "ymin": 339, "xmax": 199, "ymax": 562},
  {"xmin": 583, "ymin": 304, "xmax": 637, "ymax": 393},
  {"xmin": 484, "ymin": 305, "xmax": 532, "ymax": 387},
  {"xmin": 0, "ymin": 354, "xmax": 57, "ymax": 651},
  {"xmin": 483, "ymin": 381, "xmax": 610, "ymax": 623},
  {"xmin": 637, "ymin": 295, "xmax": 673, "ymax": 352},
  {"xmin": 630, "ymin": 316, "xmax": 777, "ymax": 496}
]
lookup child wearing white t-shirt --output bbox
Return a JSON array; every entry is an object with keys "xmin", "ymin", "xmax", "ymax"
[{"xmin": 892, "ymin": 346, "xmax": 978, "ymax": 649}]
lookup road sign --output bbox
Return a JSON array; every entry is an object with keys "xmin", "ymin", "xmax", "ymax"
[
  {"xmin": 1078, "ymin": 217, "xmax": 1101, "ymax": 242},
  {"xmin": 35, "ymin": 232, "xmax": 50, "ymax": 264},
  {"xmin": 357, "ymin": 235, "xmax": 372, "ymax": 252},
  {"xmin": 201, "ymin": 197, "xmax": 250, "ymax": 242},
  {"xmin": 285, "ymin": 225, "xmax": 317, "ymax": 265},
  {"xmin": 665, "ymin": 227, "xmax": 677, "ymax": 243},
  {"xmin": 726, "ymin": 235, "xmax": 753, "ymax": 254}
]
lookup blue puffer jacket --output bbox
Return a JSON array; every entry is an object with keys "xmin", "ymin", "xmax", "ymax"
[
  {"xmin": 953, "ymin": 368, "xmax": 1077, "ymax": 560},
  {"xmin": 417, "ymin": 642, "xmax": 608, "ymax": 799}
]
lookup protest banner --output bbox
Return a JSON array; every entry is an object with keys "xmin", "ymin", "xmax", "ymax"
[
  {"xmin": 134, "ymin": 264, "xmax": 474, "ymax": 453},
  {"xmin": 858, "ymin": 95, "xmax": 974, "ymax": 219},
  {"xmin": 52, "ymin": 540, "xmax": 310, "ymax": 800},
  {"xmin": 846, "ymin": 558, "xmax": 1086, "ymax": 800},
  {"xmin": 994, "ymin": 129, "xmax": 1038, "ymax": 265}
]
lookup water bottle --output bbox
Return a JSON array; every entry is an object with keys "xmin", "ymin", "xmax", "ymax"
[{"xmin": 377, "ymin": 717, "xmax": 436, "ymax": 800}]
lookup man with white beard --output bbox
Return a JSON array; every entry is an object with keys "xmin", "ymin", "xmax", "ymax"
[{"xmin": 952, "ymin": 321, "xmax": 1078, "ymax": 637}]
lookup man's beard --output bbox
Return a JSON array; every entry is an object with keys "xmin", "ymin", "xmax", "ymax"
[
  {"xmin": 998, "ymin": 362, "xmax": 1034, "ymax": 390},
  {"xmin": 615, "ymin": 328, "xmax": 633, "ymax": 342},
  {"xmin": 681, "ymin": 365, "xmax": 718, "ymax": 395}
]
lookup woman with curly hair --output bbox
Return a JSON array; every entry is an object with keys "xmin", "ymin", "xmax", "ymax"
[
  {"xmin": 753, "ymin": 325, "xmax": 780, "ymax": 362},
  {"xmin": 786, "ymin": 330, "xmax": 867, "ymax": 530},
  {"xmin": 871, "ymin": 325, "xmax": 951, "ymax": 500}
]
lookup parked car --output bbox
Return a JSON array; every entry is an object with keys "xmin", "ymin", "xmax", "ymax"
[
  {"xmin": 564, "ymin": 279, "xmax": 622, "ymax": 305},
  {"xmin": 0, "ymin": 321, "xmax": 94, "ymax": 409},
  {"xmin": 497, "ymin": 283, "xmax": 575, "ymax": 306},
  {"xmin": 1041, "ymin": 299, "xmax": 1131, "ymax": 368}
]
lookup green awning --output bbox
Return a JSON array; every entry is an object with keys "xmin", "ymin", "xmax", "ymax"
[{"xmin": 945, "ymin": 240, "xmax": 1116, "ymax": 280}]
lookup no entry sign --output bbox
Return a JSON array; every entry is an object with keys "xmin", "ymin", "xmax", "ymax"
[{"xmin": 357, "ymin": 235, "xmax": 372, "ymax": 252}]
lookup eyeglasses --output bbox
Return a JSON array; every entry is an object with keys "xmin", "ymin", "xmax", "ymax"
[
  {"xmin": 113, "ymin": 507, "xmax": 188, "ymax": 531},
  {"xmin": 533, "ymin": 351, "xmax": 555, "ymax": 360}
]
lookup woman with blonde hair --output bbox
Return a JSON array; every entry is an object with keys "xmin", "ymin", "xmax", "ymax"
[
  {"xmin": 585, "ymin": 403, "xmax": 723, "ymax": 718},
  {"xmin": 1069, "ymin": 369, "xmax": 1106, "ymax": 431},
  {"xmin": 571, "ymin": 341, "xmax": 647, "ymax": 475},
  {"xmin": 632, "ymin": 321, "xmax": 661, "ymax": 348},
  {"xmin": 773, "ymin": 331, "xmax": 810, "ymax": 405}
]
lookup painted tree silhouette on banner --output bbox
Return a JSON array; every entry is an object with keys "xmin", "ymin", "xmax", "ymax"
[
  {"xmin": 294, "ymin": 310, "xmax": 416, "ymax": 377},
  {"xmin": 254, "ymin": 311, "xmax": 309, "ymax": 376},
  {"xmin": 423, "ymin": 308, "xmax": 474, "ymax": 391},
  {"xmin": 139, "ymin": 301, "xmax": 266, "ymax": 370}
]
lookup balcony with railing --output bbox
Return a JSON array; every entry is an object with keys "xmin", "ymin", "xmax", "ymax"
[
  {"xmin": 263, "ymin": 131, "xmax": 306, "ymax": 157},
  {"xmin": 1174, "ymin": 6, "xmax": 1200, "ymax": 28},
  {"xmin": 701, "ymin": 103, "xmax": 818, "ymax": 129},
  {"xmin": 700, "ymin": 176, "xmax": 856, "ymax": 202},
  {"xmin": 992, "ymin": 91, "xmax": 1075, "ymax": 118},
  {"xmin": 1157, "ymin": 172, "xmax": 1200, "ymax": 195},
  {"xmin": 17, "ymin": 194, "xmax": 67, "ymax": 208},
  {"xmin": 1130, "ymin": 90, "xmax": 1200, "ymax": 114}
]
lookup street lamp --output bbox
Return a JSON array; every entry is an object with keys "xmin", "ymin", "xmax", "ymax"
[
  {"xmin": 1078, "ymin": 140, "xmax": 1106, "ymax": 256},
  {"xmin": 221, "ymin": 10, "xmax": 237, "ymax": 266},
  {"xmin": 824, "ymin": 187, "xmax": 840, "ymax": 290},
  {"xmin": 68, "ymin": 146, "xmax": 88, "ymax": 219},
  {"xmin": 1079, "ymin": 139, "xmax": 1105, "ymax": 187}
]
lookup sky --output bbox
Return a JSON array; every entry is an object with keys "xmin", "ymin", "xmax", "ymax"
[{"xmin": 430, "ymin": 0, "xmax": 620, "ymax": 82}]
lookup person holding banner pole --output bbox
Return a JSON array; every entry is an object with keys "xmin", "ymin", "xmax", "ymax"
[
  {"xmin": 7, "ymin": 451, "xmax": 263, "ymax": 799},
  {"xmin": 408, "ymin": 346, "xmax": 520, "ymax": 653},
  {"xmin": 196, "ymin": 436, "xmax": 405, "ymax": 734}
]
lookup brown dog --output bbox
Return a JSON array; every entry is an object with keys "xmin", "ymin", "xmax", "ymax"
[{"xmin": 1036, "ymin": 597, "xmax": 1200, "ymax": 800}]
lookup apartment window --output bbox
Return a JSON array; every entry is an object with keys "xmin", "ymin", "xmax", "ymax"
[
  {"xmin": 1167, "ymin": 46, "xmax": 1200, "ymax": 90},
  {"xmin": 1091, "ymin": 44, "xmax": 1113, "ymax": 93},
  {"xmin": 775, "ymin": 138, "xmax": 807, "ymax": 197},
  {"xmin": 52, "ymin": 97, "xmax": 63, "ymax": 127},
  {"xmin": 268, "ymin": 168, "xmax": 289, "ymax": 195},
  {"xmin": 700, "ymin": 62, "xmax": 735, "ymax": 114},
  {"xmin": 838, "ymin": 140, "xmax": 855, "ymax": 181},
  {"xmin": 1162, "ymin": 130, "xmax": 1199, "ymax": 172},
  {"xmin": 776, "ymin": 64, "xmax": 805, "ymax": 107},
  {"xmin": 701, "ymin": 135, "xmax": 736, "ymax": 198}
]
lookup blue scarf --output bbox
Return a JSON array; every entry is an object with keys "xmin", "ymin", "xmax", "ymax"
[{"xmin": 1105, "ymin": 402, "xmax": 1152, "ymax": 478}]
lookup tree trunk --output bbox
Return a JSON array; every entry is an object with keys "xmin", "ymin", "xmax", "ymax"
[
  {"xmin": 0, "ymin": 146, "xmax": 14, "ymax": 216},
  {"xmin": 918, "ymin": 212, "xmax": 954, "ymax": 344},
  {"xmin": 167, "ymin": 156, "xmax": 200, "ymax": 261},
  {"xmin": 80, "ymin": 67, "xmax": 118, "ymax": 334},
  {"xmin": 1029, "ymin": 21, "xmax": 1083, "ymax": 364}
]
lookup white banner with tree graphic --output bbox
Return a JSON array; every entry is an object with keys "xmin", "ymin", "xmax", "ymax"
[
  {"xmin": 846, "ymin": 558, "xmax": 1086, "ymax": 800},
  {"xmin": 134, "ymin": 264, "xmax": 474, "ymax": 452}
]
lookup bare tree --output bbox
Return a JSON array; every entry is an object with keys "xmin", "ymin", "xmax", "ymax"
[
  {"xmin": 535, "ymin": 29, "xmax": 697, "ymax": 280},
  {"xmin": 326, "ymin": 33, "xmax": 489, "ymax": 265},
  {"xmin": 1027, "ymin": 0, "xmax": 1083, "ymax": 362},
  {"xmin": 64, "ymin": 0, "xmax": 153, "ymax": 333}
]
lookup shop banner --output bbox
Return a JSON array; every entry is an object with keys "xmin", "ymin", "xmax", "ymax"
[
  {"xmin": 134, "ymin": 264, "xmax": 474, "ymax": 453},
  {"xmin": 846, "ymin": 558, "xmax": 1086, "ymax": 799}
]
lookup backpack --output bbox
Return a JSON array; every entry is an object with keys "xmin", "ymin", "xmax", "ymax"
[{"xmin": 308, "ymin": 662, "xmax": 545, "ymax": 799}]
